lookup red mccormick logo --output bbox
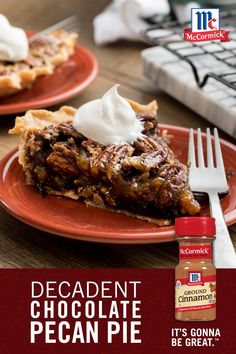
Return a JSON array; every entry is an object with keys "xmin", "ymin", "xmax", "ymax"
[
  {"xmin": 179, "ymin": 245, "xmax": 212, "ymax": 259},
  {"xmin": 184, "ymin": 8, "xmax": 230, "ymax": 42},
  {"xmin": 188, "ymin": 272, "xmax": 203, "ymax": 286}
]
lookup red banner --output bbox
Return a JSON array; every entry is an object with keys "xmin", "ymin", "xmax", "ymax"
[
  {"xmin": 184, "ymin": 28, "xmax": 230, "ymax": 42},
  {"xmin": 175, "ymin": 303, "xmax": 216, "ymax": 313},
  {"xmin": 0, "ymin": 269, "xmax": 235, "ymax": 354}
]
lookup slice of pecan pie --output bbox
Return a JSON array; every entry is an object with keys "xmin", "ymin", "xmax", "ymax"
[
  {"xmin": 0, "ymin": 30, "xmax": 78, "ymax": 97},
  {"xmin": 9, "ymin": 99, "xmax": 200, "ymax": 225}
]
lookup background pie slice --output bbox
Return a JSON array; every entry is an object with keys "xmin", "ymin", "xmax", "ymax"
[{"xmin": 0, "ymin": 30, "xmax": 78, "ymax": 97}]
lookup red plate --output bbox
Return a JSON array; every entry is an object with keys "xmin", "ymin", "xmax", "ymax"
[
  {"xmin": 0, "ymin": 124, "xmax": 236, "ymax": 244},
  {"xmin": 0, "ymin": 44, "xmax": 98, "ymax": 115}
]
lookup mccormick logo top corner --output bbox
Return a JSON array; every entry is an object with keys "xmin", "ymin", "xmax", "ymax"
[
  {"xmin": 184, "ymin": 8, "xmax": 230, "ymax": 43},
  {"xmin": 191, "ymin": 8, "xmax": 220, "ymax": 32}
]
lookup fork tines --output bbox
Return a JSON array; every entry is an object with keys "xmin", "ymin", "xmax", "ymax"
[
  {"xmin": 30, "ymin": 15, "xmax": 79, "ymax": 42},
  {"xmin": 188, "ymin": 127, "xmax": 228, "ymax": 194},
  {"xmin": 188, "ymin": 127, "xmax": 225, "ymax": 169}
]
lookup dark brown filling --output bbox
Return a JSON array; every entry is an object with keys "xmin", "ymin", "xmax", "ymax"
[{"xmin": 23, "ymin": 112, "xmax": 200, "ymax": 218}]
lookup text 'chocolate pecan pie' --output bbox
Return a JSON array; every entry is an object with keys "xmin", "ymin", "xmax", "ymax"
[
  {"xmin": 0, "ymin": 30, "xmax": 78, "ymax": 97},
  {"xmin": 9, "ymin": 99, "xmax": 200, "ymax": 226}
]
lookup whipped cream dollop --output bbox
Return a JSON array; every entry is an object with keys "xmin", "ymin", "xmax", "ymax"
[
  {"xmin": 73, "ymin": 85, "xmax": 144, "ymax": 145},
  {"xmin": 0, "ymin": 14, "xmax": 29, "ymax": 62}
]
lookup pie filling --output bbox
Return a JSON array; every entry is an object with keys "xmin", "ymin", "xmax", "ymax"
[{"xmin": 22, "ymin": 111, "xmax": 200, "ymax": 220}]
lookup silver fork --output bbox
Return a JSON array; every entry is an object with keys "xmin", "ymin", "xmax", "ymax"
[
  {"xmin": 188, "ymin": 127, "xmax": 236, "ymax": 268},
  {"xmin": 29, "ymin": 15, "xmax": 80, "ymax": 42}
]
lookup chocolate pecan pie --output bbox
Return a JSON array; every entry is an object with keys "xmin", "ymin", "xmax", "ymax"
[
  {"xmin": 0, "ymin": 30, "xmax": 78, "ymax": 97},
  {"xmin": 9, "ymin": 99, "xmax": 200, "ymax": 225}
]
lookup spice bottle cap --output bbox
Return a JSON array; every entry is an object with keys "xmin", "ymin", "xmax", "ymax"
[{"xmin": 175, "ymin": 217, "xmax": 216, "ymax": 237}]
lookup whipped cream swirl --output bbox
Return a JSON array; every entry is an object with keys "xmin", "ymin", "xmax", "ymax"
[
  {"xmin": 73, "ymin": 85, "xmax": 144, "ymax": 145},
  {"xmin": 0, "ymin": 14, "xmax": 29, "ymax": 62}
]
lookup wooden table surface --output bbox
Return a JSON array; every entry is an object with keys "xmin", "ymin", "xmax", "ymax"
[{"xmin": 0, "ymin": 0, "xmax": 235, "ymax": 268}]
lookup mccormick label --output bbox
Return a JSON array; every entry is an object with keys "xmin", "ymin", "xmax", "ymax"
[
  {"xmin": 184, "ymin": 8, "xmax": 230, "ymax": 43},
  {"xmin": 179, "ymin": 245, "xmax": 212, "ymax": 260},
  {"xmin": 175, "ymin": 275, "xmax": 216, "ymax": 313},
  {"xmin": 188, "ymin": 271, "xmax": 203, "ymax": 286}
]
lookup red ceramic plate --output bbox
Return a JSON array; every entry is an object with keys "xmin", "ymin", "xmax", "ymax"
[
  {"xmin": 0, "ymin": 124, "xmax": 236, "ymax": 244},
  {"xmin": 0, "ymin": 44, "xmax": 98, "ymax": 115}
]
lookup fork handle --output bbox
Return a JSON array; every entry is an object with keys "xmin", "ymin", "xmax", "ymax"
[{"xmin": 208, "ymin": 193, "xmax": 236, "ymax": 268}]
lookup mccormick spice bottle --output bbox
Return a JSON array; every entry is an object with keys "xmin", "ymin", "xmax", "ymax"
[{"xmin": 175, "ymin": 217, "xmax": 216, "ymax": 321}]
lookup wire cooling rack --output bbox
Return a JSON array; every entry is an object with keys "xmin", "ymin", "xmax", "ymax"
[{"xmin": 143, "ymin": 10, "xmax": 236, "ymax": 90}]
